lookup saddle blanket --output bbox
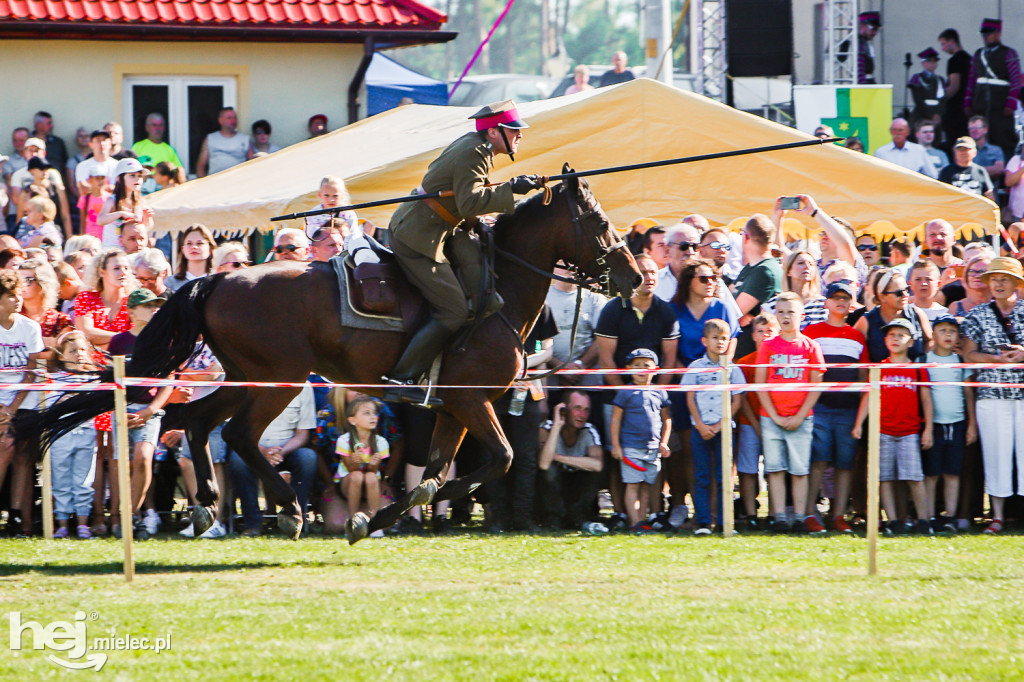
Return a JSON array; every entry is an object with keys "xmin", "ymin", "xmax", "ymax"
[{"xmin": 331, "ymin": 253, "xmax": 404, "ymax": 333}]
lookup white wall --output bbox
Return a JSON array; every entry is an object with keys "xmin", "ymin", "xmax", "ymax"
[{"xmin": 0, "ymin": 39, "xmax": 365, "ymax": 159}]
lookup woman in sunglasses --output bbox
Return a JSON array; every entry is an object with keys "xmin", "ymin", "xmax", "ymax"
[
  {"xmin": 854, "ymin": 267, "xmax": 932, "ymax": 362},
  {"xmin": 671, "ymin": 258, "xmax": 740, "ymax": 371},
  {"xmin": 213, "ymin": 242, "xmax": 251, "ymax": 273},
  {"xmin": 166, "ymin": 223, "xmax": 215, "ymax": 293},
  {"xmin": 17, "ymin": 258, "xmax": 70, "ymax": 355}
]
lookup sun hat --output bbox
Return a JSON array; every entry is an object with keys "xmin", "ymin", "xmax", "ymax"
[
  {"xmin": 114, "ymin": 157, "xmax": 145, "ymax": 176},
  {"xmin": 981, "ymin": 256, "xmax": 1024, "ymax": 283}
]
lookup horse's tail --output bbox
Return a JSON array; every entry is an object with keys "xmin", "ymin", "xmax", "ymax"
[{"xmin": 13, "ymin": 275, "xmax": 223, "ymax": 448}]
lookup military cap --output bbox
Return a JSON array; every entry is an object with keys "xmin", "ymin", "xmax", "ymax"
[
  {"xmin": 981, "ymin": 18, "xmax": 1001, "ymax": 34},
  {"xmin": 469, "ymin": 100, "xmax": 529, "ymax": 131},
  {"xmin": 859, "ymin": 11, "xmax": 881, "ymax": 28},
  {"xmin": 917, "ymin": 47, "xmax": 939, "ymax": 61}
]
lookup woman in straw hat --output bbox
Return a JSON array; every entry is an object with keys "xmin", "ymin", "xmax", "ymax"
[{"xmin": 960, "ymin": 256, "xmax": 1024, "ymax": 534}]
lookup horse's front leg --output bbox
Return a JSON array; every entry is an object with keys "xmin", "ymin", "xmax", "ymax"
[{"xmin": 433, "ymin": 399, "xmax": 512, "ymax": 503}]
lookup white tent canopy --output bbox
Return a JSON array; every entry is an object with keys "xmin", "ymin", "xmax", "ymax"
[{"xmin": 148, "ymin": 78, "xmax": 997, "ymax": 239}]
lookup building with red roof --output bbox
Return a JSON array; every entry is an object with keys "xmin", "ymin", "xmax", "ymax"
[{"xmin": 0, "ymin": 0, "xmax": 453, "ymax": 175}]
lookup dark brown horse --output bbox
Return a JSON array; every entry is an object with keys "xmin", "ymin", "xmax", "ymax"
[{"xmin": 23, "ymin": 170, "xmax": 640, "ymax": 543}]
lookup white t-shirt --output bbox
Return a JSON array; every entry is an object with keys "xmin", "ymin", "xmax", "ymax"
[
  {"xmin": 10, "ymin": 167, "xmax": 64, "ymax": 191},
  {"xmin": 0, "ymin": 315, "xmax": 45, "ymax": 409},
  {"xmin": 259, "ymin": 384, "xmax": 316, "ymax": 449},
  {"xmin": 74, "ymin": 157, "xmax": 118, "ymax": 186}
]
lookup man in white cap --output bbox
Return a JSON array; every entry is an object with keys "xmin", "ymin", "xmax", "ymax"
[{"xmin": 383, "ymin": 100, "xmax": 541, "ymax": 406}]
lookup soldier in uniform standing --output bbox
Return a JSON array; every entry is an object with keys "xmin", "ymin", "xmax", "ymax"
[
  {"xmin": 383, "ymin": 101, "xmax": 541, "ymax": 406},
  {"xmin": 908, "ymin": 48, "xmax": 946, "ymax": 130},
  {"xmin": 964, "ymin": 18, "xmax": 1023, "ymax": 160},
  {"xmin": 838, "ymin": 11, "xmax": 881, "ymax": 85}
]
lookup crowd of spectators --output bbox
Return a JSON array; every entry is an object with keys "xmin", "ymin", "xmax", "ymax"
[
  {"xmin": 3, "ymin": 184, "xmax": 1023, "ymax": 540},
  {"xmin": 1, "ymin": 99, "xmax": 1023, "ymax": 541}
]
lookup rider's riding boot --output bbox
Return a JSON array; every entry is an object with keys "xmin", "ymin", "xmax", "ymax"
[{"xmin": 383, "ymin": 320, "xmax": 450, "ymax": 407}]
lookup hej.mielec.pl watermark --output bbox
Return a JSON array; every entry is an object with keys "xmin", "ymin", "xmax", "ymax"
[{"xmin": 9, "ymin": 611, "xmax": 171, "ymax": 671}]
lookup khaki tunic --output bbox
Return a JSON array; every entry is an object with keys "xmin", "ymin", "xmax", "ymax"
[{"xmin": 389, "ymin": 131, "xmax": 515, "ymax": 331}]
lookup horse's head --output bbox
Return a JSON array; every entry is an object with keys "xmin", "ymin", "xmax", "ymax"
[{"xmin": 556, "ymin": 164, "xmax": 642, "ymax": 298}]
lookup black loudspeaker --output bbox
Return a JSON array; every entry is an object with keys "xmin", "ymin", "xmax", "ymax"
[{"xmin": 725, "ymin": 0, "xmax": 793, "ymax": 77}]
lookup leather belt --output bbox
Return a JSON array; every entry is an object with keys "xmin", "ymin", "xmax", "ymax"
[{"xmin": 414, "ymin": 186, "xmax": 459, "ymax": 227}]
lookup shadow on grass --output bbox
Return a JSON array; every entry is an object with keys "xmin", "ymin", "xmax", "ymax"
[{"xmin": 0, "ymin": 558, "xmax": 366, "ymax": 577}]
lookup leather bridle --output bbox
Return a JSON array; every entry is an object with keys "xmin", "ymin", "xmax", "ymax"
[{"xmin": 492, "ymin": 181, "xmax": 630, "ymax": 379}]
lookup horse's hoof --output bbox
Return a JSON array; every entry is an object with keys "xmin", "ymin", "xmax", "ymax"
[
  {"xmin": 409, "ymin": 480, "xmax": 439, "ymax": 507},
  {"xmin": 346, "ymin": 512, "xmax": 370, "ymax": 545},
  {"xmin": 192, "ymin": 505, "xmax": 215, "ymax": 537},
  {"xmin": 278, "ymin": 512, "xmax": 303, "ymax": 540}
]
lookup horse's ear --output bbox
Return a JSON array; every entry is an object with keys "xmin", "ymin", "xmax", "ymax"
[{"xmin": 562, "ymin": 163, "xmax": 579, "ymax": 193}]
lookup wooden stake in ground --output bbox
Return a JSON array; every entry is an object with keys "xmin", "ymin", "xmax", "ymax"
[
  {"xmin": 867, "ymin": 366, "xmax": 881, "ymax": 576},
  {"xmin": 39, "ymin": 359, "xmax": 53, "ymax": 540},
  {"xmin": 113, "ymin": 357, "xmax": 134, "ymax": 583},
  {"xmin": 720, "ymin": 362, "xmax": 734, "ymax": 537}
]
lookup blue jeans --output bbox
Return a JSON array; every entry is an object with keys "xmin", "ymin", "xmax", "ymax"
[
  {"xmin": 691, "ymin": 430, "xmax": 723, "ymax": 525},
  {"xmin": 50, "ymin": 425, "xmax": 97, "ymax": 519},
  {"xmin": 228, "ymin": 447, "xmax": 317, "ymax": 531}
]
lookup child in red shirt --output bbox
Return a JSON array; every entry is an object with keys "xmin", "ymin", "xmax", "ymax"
[
  {"xmin": 853, "ymin": 318, "xmax": 934, "ymax": 535},
  {"xmin": 755, "ymin": 293, "xmax": 826, "ymax": 534}
]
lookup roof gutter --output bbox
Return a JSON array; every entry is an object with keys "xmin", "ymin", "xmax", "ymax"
[
  {"xmin": 348, "ymin": 36, "xmax": 376, "ymax": 124},
  {"xmin": 0, "ymin": 22, "xmax": 456, "ymax": 45}
]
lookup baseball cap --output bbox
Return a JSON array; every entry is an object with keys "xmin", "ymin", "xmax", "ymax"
[
  {"xmin": 90, "ymin": 129, "xmax": 111, "ymax": 140},
  {"xmin": 24, "ymin": 137, "xmax": 46, "ymax": 151},
  {"xmin": 114, "ymin": 157, "xmax": 145, "ymax": 176},
  {"xmin": 87, "ymin": 165, "xmax": 109, "ymax": 177},
  {"xmin": 954, "ymin": 136, "xmax": 977, "ymax": 150},
  {"xmin": 881, "ymin": 318, "xmax": 915, "ymax": 334},
  {"xmin": 625, "ymin": 348, "xmax": 659, "ymax": 364},
  {"xmin": 931, "ymin": 314, "xmax": 960, "ymax": 329},
  {"xmin": 308, "ymin": 114, "xmax": 328, "ymax": 126},
  {"xmin": 126, "ymin": 287, "xmax": 164, "ymax": 308},
  {"xmin": 27, "ymin": 157, "xmax": 52, "ymax": 172},
  {"xmin": 825, "ymin": 281, "xmax": 856, "ymax": 299}
]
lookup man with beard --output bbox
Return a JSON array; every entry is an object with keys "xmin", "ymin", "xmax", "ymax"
[{"xmin": 924, "ymin": 219, "xmax": 963, "ymax": 288}]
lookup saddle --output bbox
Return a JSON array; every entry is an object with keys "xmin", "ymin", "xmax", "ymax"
[
  {"xmin": 343, "ymin": 238, "xmax": 426, "ymax": 334},
  {"xmin": 344, "ymin": 223, "xmax": 502, "ymax": 337}
]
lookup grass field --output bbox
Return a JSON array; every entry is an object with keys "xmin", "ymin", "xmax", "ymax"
[{"xmin": 2, "ymin": 530, "xmax": 1023, "ymax": 680}]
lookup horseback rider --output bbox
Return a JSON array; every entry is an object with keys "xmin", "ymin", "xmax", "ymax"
[{"xmin": 383, "ymin": 100, "xmax": 543, "ymax": 406}]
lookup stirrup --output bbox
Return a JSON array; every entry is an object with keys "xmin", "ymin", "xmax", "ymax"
[{"xmin": 381, "ymin": 377, "xmax": 444, "ymax": 408}]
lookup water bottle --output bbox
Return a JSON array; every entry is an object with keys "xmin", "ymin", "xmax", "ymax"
[{"xmin": 508, "ymin": 387, "xmax": 528, "ymax": 416}]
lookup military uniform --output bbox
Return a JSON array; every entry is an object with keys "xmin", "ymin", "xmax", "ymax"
[
  {"xmin": 390, "ymin": 131, "xmax": 514, "ymax": 331},
  {"xmin": 383, "ymin": 100, "xmax": 536, "ymax": 407},
  {"xmin": 908, "ymin": 48, "xmax": 946, "ymax": 125},
  {"xmin": 837, "ymin": 11, "xmax": 880, "ymax": 85},
  {"xmin": 964, "ymin": 19, "xmax": 1023, "ymax": 158}
]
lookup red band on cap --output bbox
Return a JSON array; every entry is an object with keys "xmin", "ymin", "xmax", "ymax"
[{"xmin": 474, "ymin": 108, "xmax": 521, "ymax": 131}]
